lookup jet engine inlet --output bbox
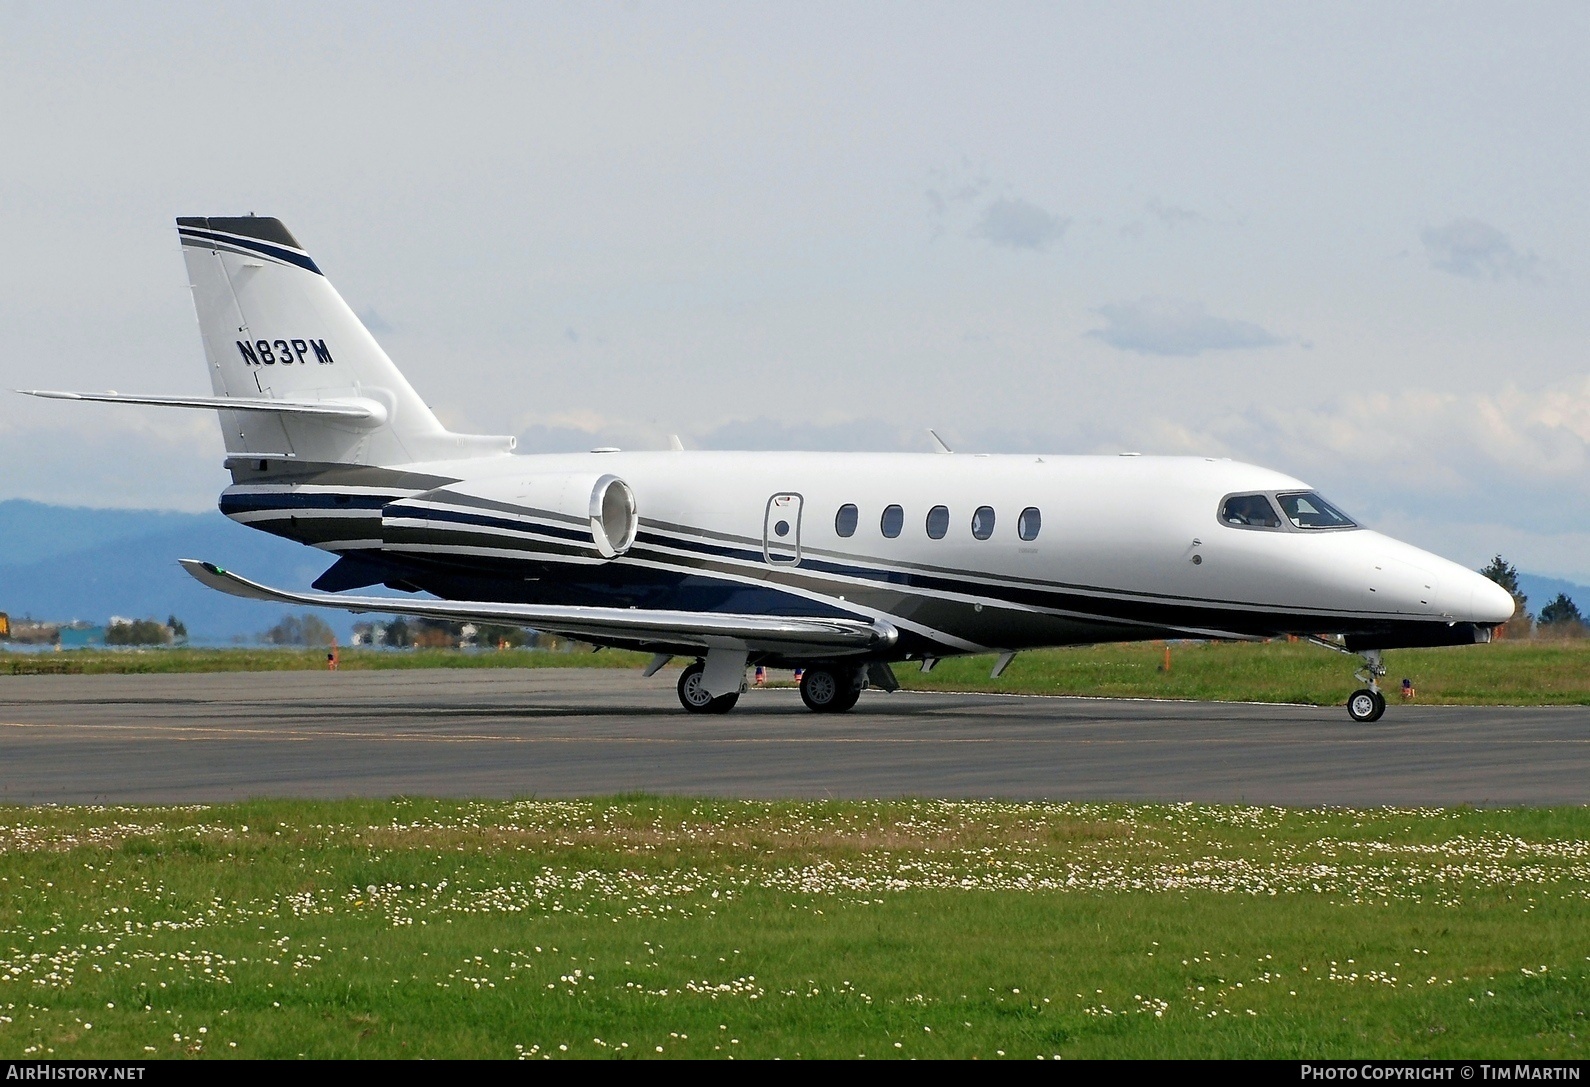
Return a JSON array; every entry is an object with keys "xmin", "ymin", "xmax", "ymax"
[{"xmin": 589, "ymin": 474, "xmax": 638, "ymax": 558}]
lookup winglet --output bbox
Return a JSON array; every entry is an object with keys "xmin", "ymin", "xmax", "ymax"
[{"xmin": 179, "ymin": 559, "xmax": 281, "ymax": 602}]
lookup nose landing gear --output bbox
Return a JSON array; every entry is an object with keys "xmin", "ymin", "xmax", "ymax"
[
  {"xmin": 1305, "ymin": 637, "xmax": 1391, "ymax": 722},
  {"xmin": 1346, "ymin": 648, "xmax": 1387, "ymax": 723}
]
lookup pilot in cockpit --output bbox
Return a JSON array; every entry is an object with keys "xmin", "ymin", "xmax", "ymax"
[{"xmin": 1222, "ymin": 494, "xmax": 1282, "ymax": 528}]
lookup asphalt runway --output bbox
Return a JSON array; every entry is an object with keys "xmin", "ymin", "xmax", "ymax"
[{"xmin": 0, "ymin": 668, "xmax": 1586, "ymax": 806}]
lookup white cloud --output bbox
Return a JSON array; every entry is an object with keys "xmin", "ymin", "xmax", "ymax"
[
  {"xmin": 697, "ymin": 417, "xmax": 924, "ymax": 452},
  {"xmin": 1252, "ymin": 378, "xmax": 1590, "ymax": 495},
  {"xmin": 0, "ymin": 408, "xmax": 226, "ymax": 512},
  {"xmin": 1145, "ymin": 199, "xmax": 1203, "ymax": 227},
  {"xmin": 1087, "ymin": 297, "xmax": 1283, "ymax": 356},
  {"xmin": 973, "ymin": 198, "xmax": 1068, "ymax": 251},
  {"xmin": 925, "ymin": 159, "xmax": 990, "ymax": 230},
  {"xmin": 1421, "ymin": 219, "xmax": 1542, "ymax": 281},
  {"xmin": 1108, "ymin": 373, "xmax": 1590, "ymax": 564}
]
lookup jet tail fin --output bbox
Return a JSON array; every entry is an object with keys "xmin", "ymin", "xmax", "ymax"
[{"xmin": 175, "ymin": 216, "xmax": 514, "ymax": 466}]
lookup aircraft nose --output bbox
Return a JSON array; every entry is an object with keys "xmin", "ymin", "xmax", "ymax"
[{"xmin": 1469, "ymin": 573, "xmax": 1517, "ymax": 625}]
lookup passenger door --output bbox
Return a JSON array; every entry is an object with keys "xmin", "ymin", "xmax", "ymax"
[{"xmin": 762, "ymin": 493, "xmax": 803, "ymax": 566}]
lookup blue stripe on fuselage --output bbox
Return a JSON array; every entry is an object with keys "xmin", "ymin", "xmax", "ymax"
[
  {"xmin": 221, "ymin": 492, "xmax": 395, "ymax": 513},
  {"xmin": 381, "ymin": 502, "xmax": 592, "ymax": 546}
]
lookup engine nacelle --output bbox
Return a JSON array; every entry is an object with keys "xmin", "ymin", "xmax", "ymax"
[
  {"xmin": 387, "ymin": 472, "xmax": 639, "ymax": 560},
  {"xmin": 584, "ymin": 473, "xmax": 639, "ymax": 558}
]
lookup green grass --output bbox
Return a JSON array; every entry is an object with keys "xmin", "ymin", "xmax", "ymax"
[
  {"xmin": 0, "ymin": 646, "xmax": 650, "ymax": 676},
  {"xmin": 6, "ymin": 638, "xmax": 1590, "ymax": 707},
  {"xmin": 900, "ymin": 638, "xmax": 1590, "ymax": 706},
  {"xmin": 0, "ymin": 798, "xmax": 1585, "ymax": 1058}
]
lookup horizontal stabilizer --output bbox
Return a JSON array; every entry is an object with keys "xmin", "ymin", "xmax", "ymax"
[
  {"xmin": 18, "ymin": 389, "xmax": 388, "ymax": 423},
  {"xmin": 180, "ymin": 560, "xmax": 896, "ymax": 656}
]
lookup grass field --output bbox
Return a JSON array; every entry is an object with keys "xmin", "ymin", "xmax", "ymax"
[
  {"xmin": 5, "ymin": 638, "xmax": 1589, "ymax": 707},
  {"xmin": 899, "ymin": 638, "xmax": 1590, "ymax": 707},
  {"xmin": 0, "ymin": 798, "xmax": 1585, "ymax": 1059},
  {"xmin": 0, "ymin": 646, "xmax": 651, "ymax": 676}
]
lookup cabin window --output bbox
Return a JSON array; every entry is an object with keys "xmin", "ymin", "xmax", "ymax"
[
  {"xmin": 1276, "ymin": 491, "xmax": 1357, "ymax": 530},
  {"xmin": 1219, "ymin": 493, "xmax": 1283, "ymax": 529},
  {"xmin": 1018, "ymin": 507, "xmax": 1041, "ymax": 541},
  {"xmin": 835, "ymin": 504, "xmax": 858, "ymax": 537},
  {"xmin": 971, "ymin": 505, "xmax": 995, "ymax": 540},
  {"xmin": 880, "ymin": 504, "xmax": 904, "ymax": 538},
  {"xmin": 926, "ymin": 505, "xmax": 950, "ymax": 540}
]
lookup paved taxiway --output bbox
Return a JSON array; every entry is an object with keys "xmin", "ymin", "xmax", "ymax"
[{"xmin": 0, "ymin": 668, "xmax": 1586, "ymax": 806}]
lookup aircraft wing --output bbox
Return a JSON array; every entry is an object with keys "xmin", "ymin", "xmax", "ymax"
[
  {"xmin": 18, "ymin": 390, "xmax": 386, "ymax": 421},
  {"xmin": 180, "ymin": 560, "xmax": 895, "ymax": 656}
]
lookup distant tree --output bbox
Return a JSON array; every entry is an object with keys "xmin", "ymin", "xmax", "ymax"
[
  {"xmin": 384, "ymin": 617, "xmax": 412, "ymax": 648},
  {"xmin": 262, "ymin": 613, "xmax": 336, "ymax": 647},
  {"xmin": 166, "ymin": 615, "xmax": 188, "ymax": 642},
  {"xmin": 1538, "ymin": 593, "xmax": 1585, "ymax": 634},
  {"xmin": 474, "ymin": 624, "xmax": 530, "ymax": 649},
  {"xmin": 411, "ymin": 618, "xmax": 464, "ymax": 649},
  {"xmin": 1479, "ymin": 555, "xmax": 1532, "ymax": 638},
  {"xmin": 1479, "ymin": 554, "xmax": 1523, "ymax": 600},
  {"xmin": 106, "ymin": 618, "xmax": 173, "ymax": 646}
]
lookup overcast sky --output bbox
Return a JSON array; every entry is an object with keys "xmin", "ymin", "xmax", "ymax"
[{"xmin": 3, "ymin": 2, "xmax": 1589, "ymax": 580}]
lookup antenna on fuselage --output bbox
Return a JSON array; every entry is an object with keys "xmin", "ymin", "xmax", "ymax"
[{"xmin": 927, "ymin": 429, "xmax": 953, "ymax": 454}]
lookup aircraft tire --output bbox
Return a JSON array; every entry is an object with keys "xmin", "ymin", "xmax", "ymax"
[
  {"xmin": 678, "ymin": 661, "xmax": 739, "ymax": 714},
  {"xmin": 800, "ymin": 667, "xmax": 861, "ymax": 713},
  {"xmin": 1347, "ymin": 688, "xmax": 1386, "ymax": 723},
  {"xmin": 828, "ymin": 679, "xmax": 862, "ymax": 713},
  {"xmin": 705, "ymin": 692, "xmax": 739, "ymax": 714}
]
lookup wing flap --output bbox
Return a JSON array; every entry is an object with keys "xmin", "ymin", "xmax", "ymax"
[{"xmin": 179, "ymin": 560, "xmax": 895, "ymax": 655}]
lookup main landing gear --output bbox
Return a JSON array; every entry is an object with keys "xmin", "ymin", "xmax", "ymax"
[
  {"xmin": 798, "ymin": 666, "xmax": 863, "ymax": 714},
  {"xmin": 1346, "ymin": 648, "xmax": 1387, "ymax": 723},
  {"xmin": 677, "ymin": 661, "xmax": 740, "ymax": 715},
  {"xmin": 672, "ymin": 658, "xmax": 887, "ymax": 715}
]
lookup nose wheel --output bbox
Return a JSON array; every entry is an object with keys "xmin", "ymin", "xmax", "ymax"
[
  {"xmin": 1303, "ymin": 638, "xmax": 1399, "ymax": 723},
  {"xmin": 1347, "ymin": 687, "xmax": 1386, "ymax": 722},
  {"xmin": 1347, "ymin": 648, "xmax": 1387, "ymax": 722}
]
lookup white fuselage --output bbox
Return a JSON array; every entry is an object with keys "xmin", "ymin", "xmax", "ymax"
[{"xmin": 221, "ymin": 447, "xmax": 1515, "ymax": 662}]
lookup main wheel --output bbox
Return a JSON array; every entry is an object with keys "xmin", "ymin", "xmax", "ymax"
[
  {"xmin": 829, "ymin": 676, "xmax": 861, "ymax": 713},
  {"xmin": 800, "ymin": 667, "xmax": 861, "ymax": 713},
  {"xmin": 1347, "ymin": 688, "xmax": 1386, "ymax": 723},
  {"xmin": 678, "ymin": 661, "xmax": 740, "ymax": 715}
]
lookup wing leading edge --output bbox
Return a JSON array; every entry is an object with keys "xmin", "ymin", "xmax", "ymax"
[{"xmin": 179, "ymin": 560, "xmax": 896, "ymax": 657}]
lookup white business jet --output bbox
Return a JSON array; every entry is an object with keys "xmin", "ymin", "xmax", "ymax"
[{"xmin": 22, "ymin": 217, "xmax": 1515, "ymax": 721}]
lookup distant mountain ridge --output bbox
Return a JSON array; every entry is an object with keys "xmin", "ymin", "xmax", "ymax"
[
  {"xmin": 1516, "ymin": 573, "xmax": 1590, "ymax": 620},
  {"xmin": 0, "ymin": 500, "xmax": 369, "ymax": 642},
  {"xmin": 0, "ymin": 500, "xmax": 211, "ymax": 569},
  {"xmin": 0, "ymin": 500, "xmax": 1585, "ymax": 641}
]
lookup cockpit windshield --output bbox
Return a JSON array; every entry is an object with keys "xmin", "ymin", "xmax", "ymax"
[
  {"xmin": 1219, "ymin": 493, "xmax": 1282, "ymax": 529},
  {"xmin": 1276, "ymin": 491, "xmax": 1356, "ymax": 530}
]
